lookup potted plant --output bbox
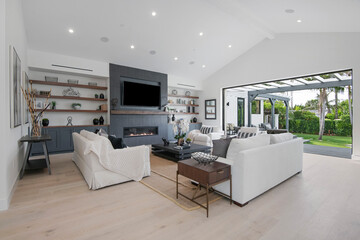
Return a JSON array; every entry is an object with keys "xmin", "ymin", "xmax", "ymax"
[
  {"xmin": 185, "ymin": 138, "xmax": 192, "ymax": 145},
  {"xmin": 42, "ymin": 118, "xmax": 49, "ymax": 127},
  {"xmin": 72, "ymin": 103, "xmax": 81, "ymax": 110},
  {"xmin": 173, "ymin": 119, "xmax": 189, "ymax": 146},
  {"xmin": 51, "ymin": 101, "xmax": 56, "ymax": 109}
]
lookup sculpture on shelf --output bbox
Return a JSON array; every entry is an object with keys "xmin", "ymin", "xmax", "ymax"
[
  {"xmin": 66, "ymin": 116, "xmax": 73, "ymax": 126},
  {"xmin": 62, "ymin": 87, "xmax": 80, "ymax": 97},
  {"xmin": 162, "ymin": 137, "xmax": 169, "ymax": 146},
  {"xmin": 21, "ymin": 84, "xmax": 51, "ymax": 136}
]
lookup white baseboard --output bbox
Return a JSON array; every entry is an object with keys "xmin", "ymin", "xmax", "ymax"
[
  {"xmin": 0, "ymin": 174, "xmax": 19, "ymax": 211},
  {"xmin": 351, "ymin": 155, "xmax": 360, "ymax": 161}
]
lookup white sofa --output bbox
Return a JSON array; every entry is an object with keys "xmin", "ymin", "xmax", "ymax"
[
  {"xmin": 188, "ymin": 125, "xmax": 224, "ymax": 146},
  {"xmin": 72, "ymin": 130, "xmax": 151, "ymax": 190},
  {"xmin": 214, "ymin": 133, "xmax": 303, "ymax": 206}
]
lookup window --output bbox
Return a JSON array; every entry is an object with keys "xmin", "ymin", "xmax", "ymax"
[{"xmin": 251, "ymin": 100, "xmax": 261, "ymax": 114}]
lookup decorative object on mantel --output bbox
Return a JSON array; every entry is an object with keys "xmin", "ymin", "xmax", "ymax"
[
  {"xmin": 95, "ymin": 93, "xmax": 99, "ymax": 99},
  {"xmin": 88, "ymin": 82, "xmax": 97, "ymax": 86},
  {"xmin": 100, "ymin": 93, "xmax": 105, "ymax": 99},
  {"xmin": 111, "ymin": 98, "xmax": 118, "ymax": 110},
  {"xmin": 162, "ymin": 137, "xmax": 169, "ymax": 146},
  {"xmin": 66, "ymin": 116, "xmax": 73, "ymax": 126},
  {"xmin": 21, "ymin": 85, "xmax": 51, "ymax": 136},
  {"xmin": 67, "ymin": 79, "xmax": 79, "ymax": 84},
  {"xmin": 99, "ymin": 116, "xmax": 104, "ymax": 125},
  {"xmin": 172, "ymin": 119, "xmax": 189, "ymax": 146},
  {"xmin": 45, "ymin": 76, "xmax": 58, "ymax": 82},
  {"xmin": 191, "ymin": 152, "xmax": 218, "ymax": 165},
  {"xmin": 72, "ymin": 103, "xmax": 81, "ymax": 110},
  {"xmin": 185, "ymin": 91, "xmax": 191, "ymax": 96},
  {"xmin": 63, "ymin": 87, "xmax": 80, "ymax": 97},
  {"xmin": 42, "ymin": 118, "xmax": 49, "ymax": 127},
  {"xmin": 171, "ymin": 89, "xmax": 177, "ymax": 95},
  {"xmin": 93, "ymin": 118, "xmax": 99, "ymax": 125}
]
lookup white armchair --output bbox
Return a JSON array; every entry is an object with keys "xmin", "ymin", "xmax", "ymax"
[{"xmin": 188, "ymin": 125, "xmax": 224, "ymax": 147}]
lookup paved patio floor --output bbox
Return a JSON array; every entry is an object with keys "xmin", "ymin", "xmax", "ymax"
[{"xmin": 303, "ymin": 144, "xmax": 352, "ymax": 159}]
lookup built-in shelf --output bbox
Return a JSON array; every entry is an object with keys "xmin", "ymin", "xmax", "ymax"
[
  {"xmin": 30, "ymin": 80, "xmax": 108, "ymax": 90},
  {"xmin": 168, "ymin": 104, "xmax": 199, "ymax": 107},
  {"xmin": 111, "ymin": 110, "xmax": 199, "ymax": 115},
  {"xmin": 171, "ymin": 112, "xmax": 199, "ymax": 115},
  {"xmin": 43, "ymin": 124, "xmax": 109, "ymax": 128},
  {"xmin": 168, "ymin": 94, "xmax": 199, "ymax": 99},
  {"xmin": 36, "ymin": 109, "xmax": 107, "ymax": 113},
  {"xmin": 35, "ymin": 95, "xmax": 107, "ymax": 101}
]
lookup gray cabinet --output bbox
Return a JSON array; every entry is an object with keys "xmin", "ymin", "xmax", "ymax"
[{"xmin": 31, "ymin": 126, "xmax": 109, "ymax": 155}]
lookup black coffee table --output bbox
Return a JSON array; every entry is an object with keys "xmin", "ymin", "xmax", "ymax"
[{"xmin": 152, "ymin": 143, "xmax": 211, "ymax": 162}]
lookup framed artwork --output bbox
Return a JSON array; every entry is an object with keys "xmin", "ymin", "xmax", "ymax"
[
  {"xmin": 205, "ymin": 99, "xmax": 216, "ymax": 119},
  {"xmin": 35, "ymin": 100, "xmax": 43, "ymax": 109},
  {"xmin": 22, "ymin": 71, "xmax": 30, "ymax": 124},
  {"xmin": 9, "ymin": 46, "xmax": 22, "ymax": 128}
]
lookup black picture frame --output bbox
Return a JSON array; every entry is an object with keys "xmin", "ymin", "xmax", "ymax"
[{"xmin": 205, "ymin": 99, "xmax": 216, "ymax": 120}]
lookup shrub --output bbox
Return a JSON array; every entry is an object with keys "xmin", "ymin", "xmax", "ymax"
[{"xmin": 335, "ymin": 115, "xmax": 352, "ymax": 136}]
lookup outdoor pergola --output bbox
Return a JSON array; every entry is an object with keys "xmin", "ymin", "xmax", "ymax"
[{"xmin": 230, "ymin": 71, "xmax": 352, "ymax": 129}]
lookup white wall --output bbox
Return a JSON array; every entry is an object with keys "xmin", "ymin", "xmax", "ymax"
[
  {"xmin": 200, "ymin": 33, "xmax": 360, "ymax": 158},
  {"xmin": 0, "ymin": 0, "xmax": 28, "ymax": 210},
  {"xmin": 224, "ymin": 90, "xmax": 248, "ymax": 126}
]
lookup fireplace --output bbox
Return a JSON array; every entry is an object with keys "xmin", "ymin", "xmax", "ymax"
[{"xmin": 123, "ymin": 126, "xmax": 158, "ymax": 138}]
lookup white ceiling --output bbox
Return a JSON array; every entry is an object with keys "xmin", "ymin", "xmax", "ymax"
[{"xmin": 21, "ymin": 0, "xmax": 360, "ymax": 82}]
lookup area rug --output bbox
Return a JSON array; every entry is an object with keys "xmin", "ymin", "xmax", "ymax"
[{"xmin": 140, "ymin": 155, "xmax": 222, "ymax": 211}]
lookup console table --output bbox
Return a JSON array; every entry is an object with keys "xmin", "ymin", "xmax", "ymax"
[
  {"xmin": 20, "ymin": 135, "xmax": 52, "ymax": 179},
  {"xmin": 177, "ymin": 159, "xmax": 232, "ymax": 217}
]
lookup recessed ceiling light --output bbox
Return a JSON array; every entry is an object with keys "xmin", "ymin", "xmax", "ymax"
[
  {"xmin": 149, "ymin": 50, "xmax": 156, "ymax": 55},
  {"xmin": 174, "ymin": 57, "xmax": 178, "ymax": 61},
  {"xmin": 100, "ymin": 37, "xmax": 109, "ymax": 43},
  {"xmin": 285, "ymin": 9, "xmax": 295, "ymax": 14},
  {"xmin": 68, "ymin": 28, "xmax": 74, "ymax": 34},
  {"xmin": 189, "ymin": 61, "xmax": 195, "ymax": 65},
  {"xmin": 202, "ymin": 65, "xmax": 206, "ymax": 68},
  {"xmin": 228, "ymin": 44, "xmax": 232, "ymax": 48},
  {"xmin": 297, "ymin": 19, "xmax": 302, "ymax": 23},
  {"xmin": 130, "ymin": 45, "xmax": 135, "ymax": 49},
  {"xmin": 199, "ymin": 32, "xmax": 204, "ymax": 36},
  {"xmin": 151, "ymin": 11, "xmax": 157, "ymax": 16}
]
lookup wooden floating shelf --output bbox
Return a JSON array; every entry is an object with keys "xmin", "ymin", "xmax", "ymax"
[
  {"xmin": 168, "ymin": 95, "xmax": 199, "ymax": 99},
  {"xmin": 168, "ymin": 104, "xmax": 199, "ymax": 107},
  {"xmin": 30, "ymin": 80, "xmax": 108, "ymax": 90},
  {"xmin": 111, "ymin": 110, "xmax": 169, "ymax": 115},
  {"xmin": 35, "ymin": 95, "xmax": 107, "ymax": 101},
  {"xmin": 173, "ymin": 112, "xmax": 199, "ymax": 115},
  {"xmin": 43, "ymin": 124, "xmax": 109, "ymax": 128},
  {"xmin": 36, "ymin": 109, "xmax": 107, "ymax": 113}
]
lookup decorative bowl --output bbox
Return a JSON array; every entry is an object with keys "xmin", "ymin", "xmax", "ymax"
[{"xmin": 191, "ymin": 152, "xmax": 218, "ymax": 165}]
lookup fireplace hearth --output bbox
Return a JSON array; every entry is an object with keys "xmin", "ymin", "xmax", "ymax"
[{"xmin": 123, "ymin": 126, "xmax": 158, "ymax": 138}]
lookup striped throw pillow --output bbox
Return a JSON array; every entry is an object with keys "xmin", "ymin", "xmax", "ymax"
[
  {"xmin": 237, "ymin": 132, "xmax": 257, "ymax": 139},
  {"xmin": 200, "ymin": 126, "xmax": 213, "ymax": 134}
]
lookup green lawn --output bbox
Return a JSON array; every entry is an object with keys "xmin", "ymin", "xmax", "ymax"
[{"xmin": 293, "ymin": 133, "xmax": 352, "ymax": 149}]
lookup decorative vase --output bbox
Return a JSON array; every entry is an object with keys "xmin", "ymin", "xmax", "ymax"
[
  {"xmin": 100, "ymin": 93, "xmax": 105, "ymax": 99},
  {"xmin": 93, "ymin": 118, "xmax": 99, "ymax": 125},
  {"xmin": 172, "ymin": 114, "xmax": 175, "ymax": 122},
  {"xmin": 42, "ymin": 119, "xmax": 49, "ymax": 127},
  {"xmin": 31, "ymin": 120, "xmax": 41, "ymax": 137},
  {"xmin": 192, "ymin": 117, "xmax": 197, "ymax": 123},
  {"xmin": 99, "ymin": 116, "xmax": 104, "ymax": 125}
]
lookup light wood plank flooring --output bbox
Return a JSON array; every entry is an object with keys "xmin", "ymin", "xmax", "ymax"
[{"xmin": 1, "ymin": 153, "xmax": 360, "ymax": 240}]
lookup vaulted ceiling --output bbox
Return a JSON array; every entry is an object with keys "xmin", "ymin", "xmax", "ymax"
[{"xmin": 21, "ymin": 0, "xmax": 360, "ymax": 82}]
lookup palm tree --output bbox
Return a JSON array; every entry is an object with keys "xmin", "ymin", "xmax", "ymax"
[
  {"xmin": 318, "ymin": 88, "xmax": 327, "ymax": 140},
  {"xmin": 348, "ymin": 85, "xmax": 352, "ymax": 124},
  {"xmin": 333, "ymin": 86, "xmax": 345, "ymax": 119}
]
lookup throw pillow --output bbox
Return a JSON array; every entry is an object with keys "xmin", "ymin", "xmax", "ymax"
[
  {"xmin": 270, "ymin": 133, "xmax": 294, "ymax": 144},
  {"xmin": 212, "ymin": 138, "xmax": 232, "ymax": 158},
  {"xmin": 200, "ymin": 126, "xmax": 213, "ymax": 134},
  {"xmin": 237, "ymin": 131, "xmax": 257, "ymax": 139},
  {"xmin": 226, "ymin": 134, "xmax": 271, "ymax": 159},
  {"xmin": 108, "ymin": 135, "xmax": 127, "ymax": 149}
]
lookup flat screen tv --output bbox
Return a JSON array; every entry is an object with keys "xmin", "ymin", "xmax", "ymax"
[{"xmin": 122, "ymin": 81, "xmax": 161, "ymax": 107}]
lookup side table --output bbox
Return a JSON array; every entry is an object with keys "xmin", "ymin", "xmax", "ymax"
[
  {"xmin": 177, "ymin": 159, "xmax": 232, "ymax": 217},
  {"xmin": 19, "ymin": 135, "xmax": 52, "ymax": 179}
]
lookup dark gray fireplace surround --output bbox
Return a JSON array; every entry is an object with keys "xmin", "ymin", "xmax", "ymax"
[{"xmin": 109, "ymin": 64, "xmax": 168, "ymax": 146}]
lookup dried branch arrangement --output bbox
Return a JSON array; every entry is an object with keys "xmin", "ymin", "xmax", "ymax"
[{"xmin": 21, "ymin": 83, "xmax": 51, "ymax": 136}]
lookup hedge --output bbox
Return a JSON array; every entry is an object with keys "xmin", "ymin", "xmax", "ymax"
[{"xmin": 288, "ymin": 111, "xmax": 352, "ymax": 136}]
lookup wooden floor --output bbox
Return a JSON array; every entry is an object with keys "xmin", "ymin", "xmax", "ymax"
[{"xmin": 1, "ymin": 153, "xmax": 360, "ymax": 240}]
